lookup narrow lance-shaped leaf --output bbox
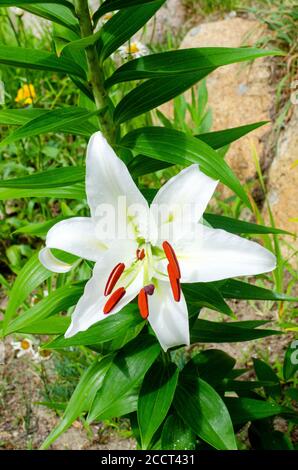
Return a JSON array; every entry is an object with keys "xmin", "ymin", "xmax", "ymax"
[
  {"xmin": 98, "ymin": 0, "xmax": 165, "ymax": 61},
  {"xmin": 161, "ymin": 414, "xmax": 196, "ymax": 450},
  {"xmin": 0, "ymin": 0, "xmax": 75, "ymax": 13},
  {"xmin": 224, "ymin": 397, "xmax": 292, "ymax": 425},
  {"xmin": 121, "ymin": 127, "xmax": 251, "ymax": 207},
  {"xmin": 3, "ymin": 253, "xmax": 52, "ymax": 332},
  {"xmin": 215, "ymin": 278, "xmax": 298, "ymax": 302},
  {"xmin": 113, "ymin": 71, "xmax": 213, "ymax": 124},
  {"xmin": 174, "ymin": 378, "xmax": 237, "ymax": 450},
  {"xmin": 0, "ymin": 46, "xmax": 85, "ymax": 78},
  {"xmin": 190, "ymin": 319, "xmax": 281, "ymax": 343},
  {"xmin": 21, "ymin": 4, "xmax": 79, "ymax": 34},
  {"xmin": 41, "ymin": 356, "xmax": 113, "ymax": 449},
  {"xmin": 106, "ymin": 48, "xmax": 283, "ymax": 87},
  {"xmin": 0, "ymin": 108, "xmax": 100, "ymax": 146},
  {"xmin": 0, "ymin": 109, "xmax": 97, "ymax": 136},
  {"xmin": 128, "ymin": 121, "xmax": 269, "ymax": 177},
  {"xmin": 138, "ymin": 362, "xmax": 179, "ymax": 449},
  {"xmin": 93, "ymin": 0, "xmax": 158, "ymax": 23},
  {"xmin": 87, "ymin": 335, "xmax": 160, "ymax": 423}
]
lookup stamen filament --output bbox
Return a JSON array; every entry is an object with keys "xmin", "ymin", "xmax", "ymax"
[
  {"xmin": 167, "ymin": 264, "xmax": 181, "ymax": 302},
  {"xmin": 104, "ymin": 263, "xmax": 125, "ymax": 296},
  {"xmin": 162, "ymin": 241, "xmax": 181, "ymax": 279},
  {"xmin": 103, "ymin": 287, "xmax": 126, "ymax": 314}
]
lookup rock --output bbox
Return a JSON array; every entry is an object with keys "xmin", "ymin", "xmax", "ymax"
[
  {"xmin": 162, "ymin": 17, "xmax": 273, "ymax": 185},
  {"xmin": 266, "ymin": 106, "xmax": 298, "ymax": 242},
  {"xmin": 145, "ymin": 0, "xmax": 186, "ymax": 43}
]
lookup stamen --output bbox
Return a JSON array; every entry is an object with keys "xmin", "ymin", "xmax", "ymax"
[
  {"xmin": 138, "ymin": 288, "xmax": 149, "ymax": 319},
  {"xmin": 162, "ymin": 241, "xmax": 181, "ymax": 279},
  {"xmin": 167, "ymin": 264, "xmax": 181, "ymax": 302},
  {"xmin": 103, "ymin": 287, "xmax": 126, "ymax": 314},
  {"xmin": 144, "ymin": 284, "xmax": 155, "ymax": 296},
  {"xmin": 104, "ymin": 263, "xmax": 125, "ymax": 296},
  {"xmin": 136, "ymin": 248, "xmax": 145, "ymax": 260}
]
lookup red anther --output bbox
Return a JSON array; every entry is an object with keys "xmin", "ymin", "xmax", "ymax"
[
  {"xmin": 136, "ymin": 248, "xmax": 145, "ymax": 260},
  {"xmin": 103, "ymin": 287, "xmax": 126, "ymax": 314},
  {"xmin": 138, "ymin": 288, "xmax": 149, "ymax": 319},
  {"xmin": 167, "ymin": 264, "xmax": 181, "ymax": 302},
  {"xmin": 104, "ymin": 263, "xmax": 125, "ymax": 296},
  {"xmin": 162, "ymin": 241, "xmax": 181, "ymax": 279}
]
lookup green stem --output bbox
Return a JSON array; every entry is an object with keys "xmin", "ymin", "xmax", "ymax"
[{"xmin": 74, "ymin": 0, "xmax": 116, "ymax": 143}]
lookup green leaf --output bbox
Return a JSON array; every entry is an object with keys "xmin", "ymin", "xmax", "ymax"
[
  {"xmin": 14, "ymin": 216, "xmax": 69, "ymax": 237},
  {"xmin": 87, "ymin": 335, "xmax": 160, "ymax": 422},
  {"xmin": 0, "ymin": 0, "xmax": 75, "ymax": 13},
  {"xmin": 283, "ymin": 341, "xmax": 298, "ymax": 381},
  {"xmin": 191, "ymin": 319, "xmax": 281, "ymax": 343},
  {"xmin": 106, "ymin": 48, "xmax": 282, "ymax": 86},
  {"xmin": 114, "ymin": 71, "xmax": 211, "ymax": 124},
  {"xmin": 224, "ymin": 397, "xmax": 292, "ymax": 425},
  {"xmin": 41, "ymin": 356, "xmax": 113, "ymax": 449},
  {"xmin": 121, "ymin": 127, "xmax": 251, "ymax": 207},
  {"xmin": 138, "ymin": 362, "xmax": 179, "ymax": 449},
  {"xmin": 216, "ymin": 279, "xmax": 298, "ymax": 302},
  {"xmin": 18, "ymin": 315, "xmax": 70, "ymax": 334},
  {"xmin": 21, "ymin": 4, "xmax": 79, "ymax": 34},
  {"xmin": 0, "ymin": 183, "xmax": 85, "ymax": 201},
  {"xmin": 204, "ymin": 213, "xmax": 289, "ymax": 235},
  {"xmin": 174, "ymin": 378, "xmax": 237, "ymax": 450},
  {"xmin": 253, "ymin": 358, "xmax": 281, "ymax": 398},
  {"xmin": 44, "ymin": 305, "xmax": 145, "ymax": 349},
  {"xmin": 183, "ymin": 283, "xmax": 233, "ymax": 316},
  {"xmin": 248, "ymin": 421, "xmax": 294, "ymax": 450},
  {"xmin": 0, "ymin": 109, "xmax": 97, "ymax": 136},
  {"xmin": 3, "ymin": 252, "xmax": 51, "ymax": 333},
  {"xmin": 0, "ymin": 167, "xmax": 84, "ymax": 188},
  {"xmin": 6, "ymin": 283, "xmax": 84, "ymax": 335},
  {"xmin": 98, "ymin": 1, "xmax": 165, "ymax": 61},
  {"xmin": 128, "ymin": 122, "xmax": 268, "ymax": 178},
  {"xmin": 0, "ymin": 46, "xmax": 85, "ymax": 78},
  {"xmin": 93, "ymin": 0, "xmax": 158, "ymax": 23},
  {"xmin": 161, "ymin": 414, "xmax": 196, "ymax": 450},
  {"xmin": 1, "ymin": 108, "xmax": 99, "ymax": 146},
  {"xmin": 190, "ymin": 349, "xmax": 236, "ymax": 384}
]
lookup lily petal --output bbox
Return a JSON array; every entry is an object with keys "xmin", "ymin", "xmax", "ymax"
[
  {"xmin": 44, "ymin": 217, "xmax": 106, "ymax": 262},
  {"xmin": 86, "ymin": 132, "xmax": 149, "ymax": 240},
  {"xmin": 176, "ymin": 224, "xmax": 276, "ymax": 282},
  {"xmin": 65, "ymin": 239, "xmax": 141, "ymax": 338},
  {"xmin": 39, "ymin": 247, "xmax": 74, "ymax": 273},
  {"xmin": 150, "ymin": 164, "xmax": 218, "ymax": 243},
  {"xmin": 148, "ymin": 280, "xmax": 189, "ymax": 351}
]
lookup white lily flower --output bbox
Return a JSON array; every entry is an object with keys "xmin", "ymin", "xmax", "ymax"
[
  {"xmin": 118, "ymin": 40, "xmax": 149, "ymax": 59},
  {"xmin": 12, "ymin": 338, "xmax": 34, "ymax": 358},
  {"xmin": 39, "ymin": 132, "xmax": 276, "ymax": 351}
]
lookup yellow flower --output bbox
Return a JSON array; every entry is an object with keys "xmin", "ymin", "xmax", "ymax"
[{"xmin": 15, "ymin": 83, "xmax": 36, "ymax": 105}]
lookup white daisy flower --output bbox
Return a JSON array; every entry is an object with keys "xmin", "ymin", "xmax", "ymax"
[
  {"xmin": 12, "ymin": 338, "xmax": 34, "ymax": 358},
  {"xmin": 33, "ymin": 348, "xmax": 52, "ymax": 363},
  {"xmin": 118, "ymin": 40, "xmax": 149, "ymax": 60}
]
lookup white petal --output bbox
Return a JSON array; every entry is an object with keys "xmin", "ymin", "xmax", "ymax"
[
  {"xmin": 148, "ymin": 281, "xmax": 189, "ymax": 352},
  {"xmin": 176, "ymin": 224, "xmax": 276, "ymax": 282},
  {"xmin": 39, "ymin": 248, "xmax": 74, "ymax": 273},
  {"xmin": 44, "ymin": 217, "xmax": 106, "ymax": 262},
  {"xmin": 86, "ymin": 132, "xmax": 149, "ymax": 240},
  {"xmin": 150, "ymin": 164, "xmax": 218, "ymax": 243},
  {"xmin": 65, "ymin": 240, "xmax": 141, "ymax": 338}
]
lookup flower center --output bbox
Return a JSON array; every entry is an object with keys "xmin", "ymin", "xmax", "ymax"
[
  {"xmin": 21, "ymin": 339, "xmax": 30, "ymax": 350},
  {"xmin": 102, "ymin": 241, "xmax": 181, "ymax": 318},
  {"xmin": 129, "ymin": 43, "xmax": 139, "ymax": 54}
]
